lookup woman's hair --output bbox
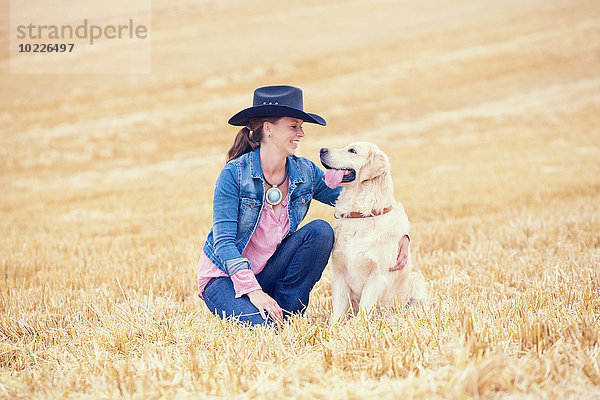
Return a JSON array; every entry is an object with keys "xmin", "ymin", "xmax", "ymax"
[{"xmin": 226, "ymin": 117, "xmax": 281, "ymax": 162}]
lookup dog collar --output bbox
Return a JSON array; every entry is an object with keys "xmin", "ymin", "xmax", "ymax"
[{"xmin": 334, "ymin": 206, "xmax": 394, "ymax": 219}]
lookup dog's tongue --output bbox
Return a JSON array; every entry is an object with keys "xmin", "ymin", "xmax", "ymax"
[{"xmin": 324, "ymin": 169, "xmax": 345, "ymax": 188}]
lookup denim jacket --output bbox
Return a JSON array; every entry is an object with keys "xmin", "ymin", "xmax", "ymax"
[{"xmin": 202, "ymin": 147, "xmax": 342, "ymax": 275}]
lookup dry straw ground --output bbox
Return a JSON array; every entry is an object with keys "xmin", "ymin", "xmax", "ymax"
[{"xmin": 1, "ymin": 0, "xmax": 600, "ymax": 398}]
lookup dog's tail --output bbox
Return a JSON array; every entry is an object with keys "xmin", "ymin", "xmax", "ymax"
[{"xmin": 407, "ymin": 269, "xmax": 427, "ymax": 306}]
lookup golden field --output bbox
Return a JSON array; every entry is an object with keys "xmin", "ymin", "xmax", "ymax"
[{"xmin": 1, "ymin": 0, "xmax": 600, "ymax": 398}]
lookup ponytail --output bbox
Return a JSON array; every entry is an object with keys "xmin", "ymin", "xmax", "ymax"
[
  {"xmin": 226, "ymin": 117, "xmax": 281, "ymax": 162},
  {"xmin": 226, "ymin": 127, "xmax": 256, "ymax": 163}
]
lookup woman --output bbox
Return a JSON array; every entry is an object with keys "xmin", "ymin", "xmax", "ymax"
[{"xmin": 197, "ymin": 85, "xmax": 410, "ymax": 326}]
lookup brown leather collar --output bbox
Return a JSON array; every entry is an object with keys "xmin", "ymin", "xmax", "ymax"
[{"xmin": 334, "ymin": 206, "xmax": 393, "ymax": 219}]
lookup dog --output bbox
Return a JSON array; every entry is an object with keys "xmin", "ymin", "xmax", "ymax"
[{"xmin": 320, "ymin": 142, "xmax": 426, "ymax": 324}]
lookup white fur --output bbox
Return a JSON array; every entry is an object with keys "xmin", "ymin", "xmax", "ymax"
[{"xmin": 321, "ymin": 142, "xmax": 427, "ymax": 324}]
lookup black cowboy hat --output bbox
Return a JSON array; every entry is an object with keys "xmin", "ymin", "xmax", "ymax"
[{"xmin": 228, "ymin": 85, "xmax": 326, "ymax": 126}]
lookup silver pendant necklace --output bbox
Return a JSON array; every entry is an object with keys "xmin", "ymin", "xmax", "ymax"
[{"xmin": 264, "ymin": 165, "xmax": 288, "ymax": 206}]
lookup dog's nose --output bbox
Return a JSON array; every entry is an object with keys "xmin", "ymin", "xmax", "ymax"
[{"xmin": 320, "ymin": 148, "xmax": 328, "ymax": 155}]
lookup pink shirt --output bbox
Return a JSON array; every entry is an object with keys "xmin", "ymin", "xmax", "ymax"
[{"xmin": 197, "ymin": 197, "xmax": 290, "ymax": 299}]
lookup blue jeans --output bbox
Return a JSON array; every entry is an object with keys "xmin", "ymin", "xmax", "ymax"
[{"xmin": 202, "ymin": 219, "xmax": 334, "ymax": 326}]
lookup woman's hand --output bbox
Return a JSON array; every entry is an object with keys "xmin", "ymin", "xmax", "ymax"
[
  {"xmin": 389, "ymin": 235, "xmax": 410, "ymax": 272},
  {"xmin": 247, "ymin": 290, "xmax": 284, "ymax": 324}
]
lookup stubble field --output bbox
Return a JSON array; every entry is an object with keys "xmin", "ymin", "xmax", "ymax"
[{"xmin": 1, "ymin": 0, "xmax": 600, "ymax": 398}]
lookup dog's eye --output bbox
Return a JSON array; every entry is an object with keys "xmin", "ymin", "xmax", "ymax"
[{"xmin": 348, "ymin": 148, "xmax": 357, "ymax": 154}]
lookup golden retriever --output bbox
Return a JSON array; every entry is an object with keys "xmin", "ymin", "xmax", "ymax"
[{"xmin": 320, "ymin": 142, "xmax": 427, "ymax": 324}]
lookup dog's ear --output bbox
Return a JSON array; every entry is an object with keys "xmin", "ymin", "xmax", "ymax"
[{"xmin": 359, "ymin": 148, "xmax": 390, "ymax": 182}]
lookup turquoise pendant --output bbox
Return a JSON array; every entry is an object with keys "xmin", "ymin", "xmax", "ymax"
[{"xmin": 266, "ymin": 187, "xmax": 283, "ymax": 205}]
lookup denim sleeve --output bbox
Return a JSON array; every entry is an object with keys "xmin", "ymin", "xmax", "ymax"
[
  {"xmin": 311, "ymin": 161, "xmax": 343, "ymax": 206},
  {"xmin": 212, "ymin": 164, "xmax": 251, "ymax": 275}
]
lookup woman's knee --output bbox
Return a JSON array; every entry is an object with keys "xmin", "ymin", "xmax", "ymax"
[
  {"xmin": 202, "ymin": 278, "xmax": 272, "ymax": 327},
  {"xmin": 304, "ymin": 219, "xmax": 334, "ymax": 248}
]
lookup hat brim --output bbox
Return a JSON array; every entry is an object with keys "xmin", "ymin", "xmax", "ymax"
[{"xmin": 228, "ymin": 105, "xmax": 326, "ymax": 126}]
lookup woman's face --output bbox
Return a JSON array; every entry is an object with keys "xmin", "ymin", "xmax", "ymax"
[{"xmin": 264, "ymin": 117, "xmax": 305, "ymax": 157}]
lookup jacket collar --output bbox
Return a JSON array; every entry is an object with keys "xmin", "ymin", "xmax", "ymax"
[
  {"xmin": 250, "ymin": 147, "xmax": 305, "ymax": 185},
  {"xmin": 250, "ymin": 147, "xmax": 262, "ymax": 179}
]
